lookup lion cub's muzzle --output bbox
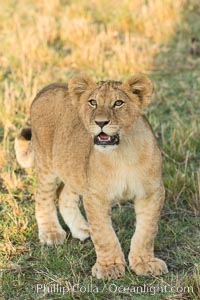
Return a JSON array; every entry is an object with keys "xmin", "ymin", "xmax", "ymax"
[
  {"xmin": 94, "ymin": 132, "xmax": 119, "ymax": 146},
  {"xmin": 93, "ymin": 119, "xmax": 120, "ymax": 146}
]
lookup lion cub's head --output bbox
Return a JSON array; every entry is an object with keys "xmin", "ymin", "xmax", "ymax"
[{"xmin": 69, "ymin": 74, "xmax": 153, "ymax": 152}]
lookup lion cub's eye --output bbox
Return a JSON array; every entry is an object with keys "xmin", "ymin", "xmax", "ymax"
[
  {"xmin": 88, "ymin": 99, "xmax": 97, "ymax": 108},
  {"xmin": 113, "ymin": 100, "xmax": 124, "ymax": 108}
]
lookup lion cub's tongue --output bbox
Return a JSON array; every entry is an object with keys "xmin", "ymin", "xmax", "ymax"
[{"xmin": 99, "ymin": 133, "xmax": 110, "ymax": 141}]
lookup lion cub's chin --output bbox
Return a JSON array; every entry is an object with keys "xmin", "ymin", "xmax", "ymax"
[{"xmin": 94, "ymin": 144, "xmax": 118, "ymax": 153}]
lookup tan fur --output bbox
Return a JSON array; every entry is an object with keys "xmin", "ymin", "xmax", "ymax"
[
  {"xmin": 15, "ymin": 128, "xmax": 34, "ymax": 168},
  {"xmin": 15, "ymin": 74, "xmax": 168, "ymax": 279}
]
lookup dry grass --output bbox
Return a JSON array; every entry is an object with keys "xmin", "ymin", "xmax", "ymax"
[
  {"xmin": 0, "ymin": 0, "xmax": 186, "ymax": 197},
  {"xmin": 0, "ymin": 0, "xmax": 186, "ymax": 184},
  {"xmin": 0, "ymin": 0, "xmax": 184, "ymax": 126}
]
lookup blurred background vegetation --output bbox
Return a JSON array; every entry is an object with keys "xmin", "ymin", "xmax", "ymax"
[{"xmin": 0, "ymin": 0, "xmax": 185, "ymax": 128}]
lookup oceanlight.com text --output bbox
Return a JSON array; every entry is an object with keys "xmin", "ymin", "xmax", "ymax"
[{"xmin": 35, "ymin": 283, "xmax": 193, "ymax": 296}]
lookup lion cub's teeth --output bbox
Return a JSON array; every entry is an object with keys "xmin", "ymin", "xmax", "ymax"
[{"xmin": 98, "ymin": 135, "xmax": 111, "ymax": 141}]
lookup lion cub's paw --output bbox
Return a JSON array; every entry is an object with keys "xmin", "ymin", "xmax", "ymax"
[
  {"xmin": 130, "ymin": 257, "xmax": 168, "ymax": 276},
  {"xmin": 92, "ymin": 262, "xmax": 125, "ymax": 280},
  {"xmin": 71, "ymin": 222, "xmax": 90, "ymax": 241},
  {"xmin": 39, "ymin": 228, "xmax": 66, "ymax": 245}
]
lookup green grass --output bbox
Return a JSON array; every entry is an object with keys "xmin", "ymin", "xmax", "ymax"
[{"xmin": 0, "ymin": 1, "xmax": 200, "ymax": 299}]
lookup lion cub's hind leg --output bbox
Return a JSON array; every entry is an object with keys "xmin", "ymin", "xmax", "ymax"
[
  {"xmin": 35, "ymin": 171, "xmax": 66, "ymax": 245},
  {"xmin": 59, "ymin": 186, "xmax": 90, "ymax": 241}
]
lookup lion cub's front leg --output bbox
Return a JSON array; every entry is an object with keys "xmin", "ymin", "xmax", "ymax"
[
  {"xmin": 84, "ymin": 196, "xmax": 125, "ymax": 280},
  {"xmin": 129, "ymin": 187, "xmax": 168, "ymax": 276}
]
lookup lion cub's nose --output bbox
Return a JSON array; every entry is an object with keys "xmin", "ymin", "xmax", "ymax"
[{"xmin": 95, "ymin": 120, "xmax": 110, "ymax": 128}]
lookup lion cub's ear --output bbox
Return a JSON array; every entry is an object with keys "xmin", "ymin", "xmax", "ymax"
[
  {"xmin": 123, "ymin": 74, "xmax": 153, "ymax": 108},
  {"xmin": 69, "ymin": 73, "xmax": 96, "ymax": 104}
]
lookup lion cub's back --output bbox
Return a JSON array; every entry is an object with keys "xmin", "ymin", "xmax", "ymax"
[
  {"xmin": 31, "ymin": 83, "xmax": 69, "ymax": 118},
  {"xmin": 30, "ymin": 83, "xmax": 72, "ymax": 154}
]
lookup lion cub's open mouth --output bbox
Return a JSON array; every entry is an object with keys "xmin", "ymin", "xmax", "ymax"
[{"xmin": 94, "ymin": 132, "xmax": 119, "ymax": 146}]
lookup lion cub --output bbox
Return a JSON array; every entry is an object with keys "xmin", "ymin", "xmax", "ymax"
[{"xmin": 15, "ymin": 74, "xmax": 168, "ymax": 279}]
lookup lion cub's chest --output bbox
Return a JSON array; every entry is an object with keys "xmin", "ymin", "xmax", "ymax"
[{"xmin": 108, "ymin": 164, "xmax": 146, "ymax": 202}]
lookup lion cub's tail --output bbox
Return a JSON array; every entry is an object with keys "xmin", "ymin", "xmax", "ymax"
[{"xmin": 14, "ymin": 128, "xmax": 34, "ymax": 168}]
